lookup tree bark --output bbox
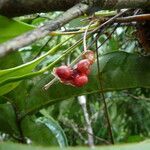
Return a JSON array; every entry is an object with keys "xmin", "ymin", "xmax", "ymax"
[
  {"xmin": 0, "ymin": 0, "xmax": 80, "ymax": 17},
  {"xmin": 93, "ymin": 0, "xmax": 150, "ymax": 9},
  {"xmin": 0, "ymin": 0, "xmax": 150, "ymax": 17}
]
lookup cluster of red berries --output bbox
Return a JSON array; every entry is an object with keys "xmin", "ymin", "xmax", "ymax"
[{"xmin": 54, "ymin": 50, "xmax": 95, "ymax": 87}]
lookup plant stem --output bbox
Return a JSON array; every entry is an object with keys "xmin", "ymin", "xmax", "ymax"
[
  {"xmin": 95, "ymin": 39, "xmax": 115, "ymax": 144},
  {"xmin": 83, "ymin": 21, "xmax": 94, "ymax": 52}
]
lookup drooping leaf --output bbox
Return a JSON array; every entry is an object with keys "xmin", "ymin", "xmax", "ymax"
[
  {"xmin": 40, "ymin": 109, "xmax": 68, "ymax": 147},
  {"xmin": 5, "ymin": 81, "xmax": 28, "ymax": 112},
  {"xmin": 0, "ymin": 15, "xmax": 34, "ymax": 43},
  {"xmin": 21, "ymin": 51, "xmax": 150, "ymax": 117},
  {"xmin": 0, "ymin": 104, "xmax": 19, "ymax": 136},
  {"xmin": 21, "ymin": 116, "xmax": 66, "ymax": 146}
]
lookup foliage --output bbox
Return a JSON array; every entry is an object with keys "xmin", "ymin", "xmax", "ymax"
[{"xmin": 0, "ymin": 8, "xmax": 150, "ymax": 150}]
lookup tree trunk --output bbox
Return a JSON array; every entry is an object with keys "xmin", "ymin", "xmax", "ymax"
[
  {"xmin": 0, "ymin": 0, "xmax": 80, "ymax": 17},
  {"xmin": 0, "ymin": 0, "xmax": 149, "ymax": 17}
]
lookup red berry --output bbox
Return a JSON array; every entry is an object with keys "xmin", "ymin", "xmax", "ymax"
[
  {"xmin": 73, "ymin": 74, "xmax": 88, "ymax": 87},
  {"xmin": 76, "ymin": 59, "xmax": 91, "ymax": 74},
  {"xmin": 82, "ymin": 50, "xmax": 95, "ymax": 64},
  {"xmin": 84, "ymin": 69, "xmax": 91, "ymax": 75},
  {"xmin": 55, "ymin": 65, "xmax": 72, "ymax": 79}
]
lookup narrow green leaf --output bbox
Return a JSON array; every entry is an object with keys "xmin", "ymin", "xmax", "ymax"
[
  {"xmin": 0, "ymin": 82, "xmax": 21, "ymax": 96},
  {"xmin": 0, "ymin": 104, "xmax": 19, "ymax": 135},
  {"xmin": 5, "ymin": 82, "xmax": 28, "ymax": 112},
  {"xmin": 0, "ymin": 52, "xmax": 23, "ymax": 95}
]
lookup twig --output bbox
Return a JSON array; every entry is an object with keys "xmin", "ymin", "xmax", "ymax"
[
  {"xmin": 83, "ymin": 21, "xmax": 94, "ymax": 52},
  {"xmin": 88, "ymin": 9, "xmax": 130, "ymax": 48},
  {"xmin": 116, "ymin": 14, "xmax": 150, "ymax": 22},
  {"xmin": 79, "ymin": 128, "xmax": 111, "ymax": 145},
  {"xmin": 33, "ymin": 37, "xmax": 53, "ymax": 59},
  {"xmin": 60, "ymin": 118, "xmax": 87, "ymax": 142},
  {"xmin": 44, "ymin": 78, "xmax": 58, "ymax": 90},
  {"xmin": 60, "ymin": 116, "xmax": 110, "ymax": 145},
  {"xmin": 124, "ymin": 92, "xmax": 150, "ymax": 101},
  {"xmin": 95, "ymin": 39, "xmax": 115, "ymax": 144},
  {"xmin": 97, "ymin": 24, "xmax": 119, "ymax": 50}
]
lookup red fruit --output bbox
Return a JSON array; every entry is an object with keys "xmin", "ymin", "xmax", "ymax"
[
  {"xmin": 76, "ymin": 59, "xmax": 91, "ymax": 74},
  {"xmin": 82, "ymin": 50, "xmax": 95, "ymax": 64},
  {"xmin": 84, "ymin": 69, "xmax": 91, "ymax": 75},
  {"xmin": 55, "ymin": 65, "xmax": 72, "ymax": 79},
  {"xmin": 73, "ymin": 74, "xmax": 88, "ymax": 87}
]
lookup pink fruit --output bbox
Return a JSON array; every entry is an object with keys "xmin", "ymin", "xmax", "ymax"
[
  {"xmin": 55, "ymin": 65, "xmax": 72, "ymax": 79},
  {"xmin": 82, "ymin": 50, "xmax": 95, "ymax": 64},
  {"xmin": 73, "ymin": 74, "xmax": 88, "ymax": 87},
  {"xmin": 76, "ymin": 59, "xmax": 91, "ymax": 74}
]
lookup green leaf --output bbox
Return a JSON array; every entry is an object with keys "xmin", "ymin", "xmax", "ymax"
[
  {"xmin": 0, "ymin": 15, "xmax": 34, "ymax": 43},
  {"xmin": 5, "ymin": 81, "xmax": 28, "ymax": 112},
  {"xmin": 1, "ymin": 142, "xmax": 150, "ymax": 150},
  {"xmin": 21, "ymin": 52, "xmax": 150, "ymax": 117},
  {"xmin": 40, "ymin": 109, "xmax": 68, "ymax": 147},
  {"xmin": 126, "ymin": 135, "xmax": 144, "ymax": 143},
  {"xmin": 0, "ymin": 104, "xmax": 19, "ymax": 136},
  {"xmin": 21, "ymin": 116, "xmax": 65, "ymax": 146},
  {"xmin": 0, "ymin": 82, "xmax": 21, "ymax": 96},
  {"xmin": 0, "ymin": 35, "xmax": 73, "ymax": 91},
  {"xmin": 0, "ymin": 52, "xmax": 23, "ymax": 95}
]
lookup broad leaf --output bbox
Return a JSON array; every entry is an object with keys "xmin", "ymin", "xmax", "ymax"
[
  {"xmin": 21, "ymin": 52, "xmax": 150, "ymax": 117},
  {"xmin": 0, "ymin": 104, "xmax": 19, "ymax": 135},
  {"xmin": 5, "ymin": 82, "xmax": 28, "ymax": 112},
  {"xmin": 21, "ymin": 115, "xmax": 67, "ymax": 146},
  {"xmin": 0, "ymin": 15, "xmax": 34, "ymax": 43},
  {"xmin": 40, "ymin": 109, "xmax": 68, "ymax": 147}
]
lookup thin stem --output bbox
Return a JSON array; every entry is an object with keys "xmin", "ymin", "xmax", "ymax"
[
  {"xmin": 97, "ymin": 24, "xmax": 119, "ymax": 50},
  {"xmin": 83, "ymin": 21, "xmax": 94, "ymax": 52},
  {"xmin": 60, "ymin": 117, "xmax": 110, "ymax": 145},
  {"xmin": 95, "ymin": 39, "xmax": 115, "ymax": 144},
  {"xmin": 79, "ymin": 128, "xmax": 111, "ymax": 145},
  {"xmin": 50, "ymin": 22, "xmax": 98, "ymax": 36},
  {"xmin": 44, "ymin": 78, "xmax": 58, "ymax": 90},
  {"xmin": 87, "ymin": 9, "xmax": 130, "ymax": 49},
  {"xmin": 116, "ymin": 14, "xmax": 150, "ymax": 23},
  {"xmin": 34, "ymin": 37, "xmax": 53, "ymax": 59}
]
